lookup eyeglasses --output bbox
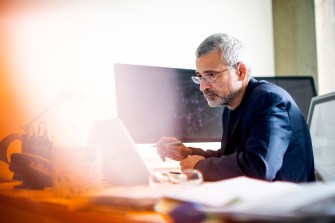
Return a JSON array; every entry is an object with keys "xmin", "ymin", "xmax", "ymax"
[{"xmin": 191, "ymin": 67, "xmax": 232, "ymax": 84}]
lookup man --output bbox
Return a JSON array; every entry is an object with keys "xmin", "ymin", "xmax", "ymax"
[{"xmin": 156, "ymin": 33, "xmax": 316, "ymax": 183}]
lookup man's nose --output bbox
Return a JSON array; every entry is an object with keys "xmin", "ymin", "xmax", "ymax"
[{"xmin": 199, "ymin": 81, "xmax": 210, "ymax": 92}]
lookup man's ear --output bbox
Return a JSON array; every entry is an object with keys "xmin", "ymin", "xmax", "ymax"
[{"xmin": 236, "ymin": 62, "xmax": 247, "ymax": 80}]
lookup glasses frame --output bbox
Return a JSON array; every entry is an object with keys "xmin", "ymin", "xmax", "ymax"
[{"xmin": 191, "ymin": 66, "xmax": 233, "ymax": 84}]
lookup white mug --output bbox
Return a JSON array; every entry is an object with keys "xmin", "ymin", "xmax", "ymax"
[{"xmin": 149, "ymin": 169, "xmax": 203, "ymax": 187}]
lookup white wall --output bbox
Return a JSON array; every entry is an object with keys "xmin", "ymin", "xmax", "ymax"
[
  {"xmin": 314, "ymin": 0, "xmax": 335, "ymax": 95},
  {"xmin": 1, "ymin": 0, "xmax": 274, "ymax": 145}
]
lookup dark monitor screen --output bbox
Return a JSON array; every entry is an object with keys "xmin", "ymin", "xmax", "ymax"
[
  {"xmin": 307, "ymin": 92, "xmax": 335, "ymax": 182},
  {"xmin": 114, "ymin": 63, "xmax": 223, "ymax": 144},
  {"xmin": 114, "ymin": 64, "xmax": 317, "ymax": 144},
  {"xmin": 257, "ymin": 76, "xmax": 317, "ymax": 120}
]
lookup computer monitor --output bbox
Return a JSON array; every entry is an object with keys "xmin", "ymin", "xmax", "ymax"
[
  {"xmin": 114, "ymin": 63, "xmax": 223, "ymax": 144},
  {"xmin": 114, "ymin": 64, "xmax": 317, "ymax": 144},
  {"xmin": 257, "ymin": 76, "xmax": 317, "ymax": 119},
  {"xmin": 307, "ymin": 92, "xmax": 335, "ymax": 182}
]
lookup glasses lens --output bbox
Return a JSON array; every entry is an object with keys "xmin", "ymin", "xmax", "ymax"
[{"xmin": 191, "ymin": 76, "xmax": 201, "ymax": 84}]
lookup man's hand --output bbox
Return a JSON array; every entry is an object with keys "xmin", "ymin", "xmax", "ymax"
[
  {"xmin": 180, "ymin": 155, "xmax": 205, "ymax": 170},
  {"xmin": 156, "ymin": 137, "xmax": 192, "ymax": 161}
]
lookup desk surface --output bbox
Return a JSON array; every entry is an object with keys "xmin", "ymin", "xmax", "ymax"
[
  {"xmin": 0, "ymin": 182, "xmax": 171, "ymax": 223},
  {"xmin": 2, "ymin": 178, "xmax": 335, "ymax": 223},
  {"xmin": 0, "ymin": 143, "xmax": 219, "ymax": 223}
]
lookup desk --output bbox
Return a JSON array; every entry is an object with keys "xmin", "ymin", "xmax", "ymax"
[
  {"xmin": 0, "ymin": 182, "xmax": 170, "ymax": 223},
  {"xmin": 2, "ymin": 180, "xmax": 335, "ymax": 223},
  {"xmin": 0, "ymin": 143, "xmax": 221, "ymax": 223}
]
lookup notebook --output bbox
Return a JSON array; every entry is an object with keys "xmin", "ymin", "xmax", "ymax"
[{"xmin": 87, "ymin": 118, "xmax": 151, "ymax": 186}]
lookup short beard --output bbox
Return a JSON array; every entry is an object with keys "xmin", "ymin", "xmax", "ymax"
[{"xmin": 204, "ymin": 89, "xmax": 238, "ymax": 108}]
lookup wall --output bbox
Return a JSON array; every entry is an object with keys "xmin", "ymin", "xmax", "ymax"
[
  {"xmin": 314, "ymin": 0, "xmax": 335, "ymax": 95},
  {"xmin": 272, "ymin": 0, "xmax": 318, "ymax": 92},
  {"xmin": 272, "ymin": 0, "xmax": 335, "ymax": 95}
]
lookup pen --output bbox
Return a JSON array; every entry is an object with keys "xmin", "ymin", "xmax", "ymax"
[{"xmin": 150, "ymin": 142, "xmax": 183, "ymax": 148}]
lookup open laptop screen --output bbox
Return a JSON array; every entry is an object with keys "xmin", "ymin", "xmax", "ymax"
[{"xmin": 307, "ymin": 92, "xmax": 335, "ymax": 182}]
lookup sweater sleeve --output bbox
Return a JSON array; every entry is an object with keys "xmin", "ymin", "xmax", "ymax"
[{"xmin": 189, "ymin": 147, "xmax": 221, "ymax": 158}]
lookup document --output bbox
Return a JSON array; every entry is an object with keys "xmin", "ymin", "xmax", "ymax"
[
  {"xmin": 163, "ymin": 177, "xmax": 335, "ymax": 221},
  {"xmin": 88, "ymin": 177, "xmax": 335, "ymax": 220}
]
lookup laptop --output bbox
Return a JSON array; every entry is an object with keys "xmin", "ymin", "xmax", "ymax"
[
  {"xmin": 307, "ymin": 92, "xmax": 335, "ymax": 182},
  {"xmin": 87, "ymin": 118, "xmax": 151, "ymax": 186}
]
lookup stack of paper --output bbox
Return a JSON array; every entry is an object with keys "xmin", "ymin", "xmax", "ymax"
[
  {"xmin": 163, "ymin": 177, "xmax": 335, "ymax": 221},
  {"xmin": 89, "ymin": 177, "xmax": 335, "ymax": 221}
]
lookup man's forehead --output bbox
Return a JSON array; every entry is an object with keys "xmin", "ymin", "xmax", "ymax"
[{"xmin": 195, "ymin": 50, "xmax": 224, "ymax": 72}]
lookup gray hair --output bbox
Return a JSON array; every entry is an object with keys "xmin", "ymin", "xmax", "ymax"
[{"xmin": 195, "ymin": 33, "xmax": 251, "ymax": 75}]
